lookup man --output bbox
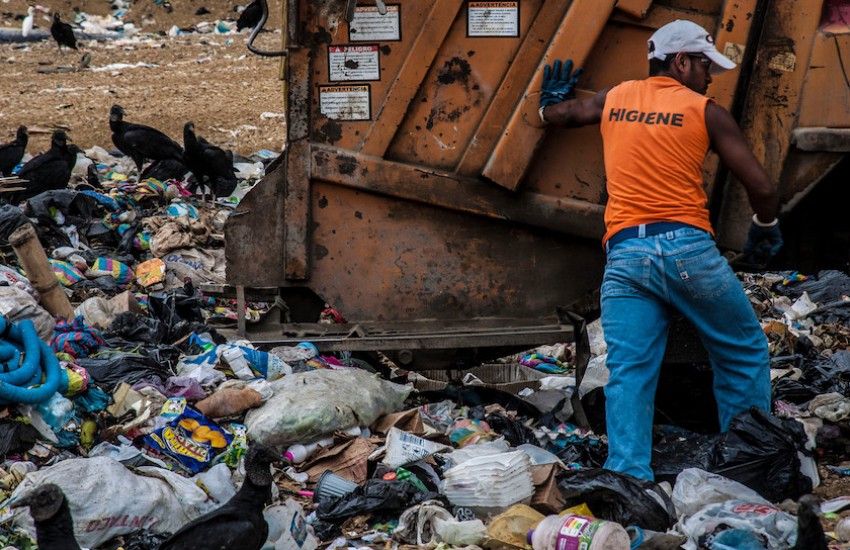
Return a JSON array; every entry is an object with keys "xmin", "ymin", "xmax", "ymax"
[{"xmin": 537, "ymin": 20, "xmax": 783, "ymax": 480}]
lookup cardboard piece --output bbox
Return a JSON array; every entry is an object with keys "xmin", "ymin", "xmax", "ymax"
[
  {"xmin": 371, "ymin": 408, "xmax": 425, "ymax": 435},
  {"xmin": 530, "ymin": 463, "xmax": 566, "ymax": 515},
  {"xmin": 409, "ymin": 363, "xmax": 547, "ymax": 395},
  {"xmin": 302, "ymin": 437, "xmax": 377, "ymax": 484},
  {"xmin": 108, "ymin": 290, "xmax": 144, "ymax": 315}
]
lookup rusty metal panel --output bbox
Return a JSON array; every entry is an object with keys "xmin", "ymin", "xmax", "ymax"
[
  {"xmin": 798, "ymin": 33, "xmax": 850, "ymax": 127},
  {"xmin": 715, "ymin": 1, "xmax": 824, "ymax": 250},
  {"xmin": 384, "ymin": 0, "xmax": 545, "ymax": 170},
  {"xmin": 615, "ymin": 0, "xmax": 654, "ymax": 19},
  {"xmin": 306, "ymin": 181, "xmax": 604, "ymax": 320},
  {"xmin": 481, "ymin": 0, "xmax": 618, "ymax": 190}
]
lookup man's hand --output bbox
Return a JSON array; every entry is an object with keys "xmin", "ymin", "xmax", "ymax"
[
  {"xmin": 541, "ymin": 59, "xmax": 583, "ymax": 108},
  {"xmin": 743, "ymin": 215, "xmax": 783, "ymax": 264}
]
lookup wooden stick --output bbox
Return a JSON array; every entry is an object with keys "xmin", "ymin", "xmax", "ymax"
[{"xmin": 9, "ymin": 224, "xmax": 74, "ymax": 320}]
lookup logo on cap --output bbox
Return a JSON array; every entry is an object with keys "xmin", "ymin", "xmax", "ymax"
[{"xmin": 705, "ymin": 34, "xmax": 714, "ymax": 44}]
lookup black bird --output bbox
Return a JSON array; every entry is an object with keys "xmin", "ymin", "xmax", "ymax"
[
  {"xmin": 236, "ymin": 0, "xmax": 262, "ymax": 31},
  {"xmin": 11, "ymin": 483, "xmax": 81, "ymax": 550},
  {"xmin": 792, "ymin": 494, "xmax": 828, "ymax": 550},
  {"xmin": 183, "ymin": 122, "xmax": 238, "ymax": 200},
  {"xmin": 50, "ymin": 13, "xmax": 78, "ymax": 54},
  {"xmin": 109, "ymin": 104, "xmax": 184, "ymax": 175},
  {"xmin": 140, "ymin": 157, "xmax": 189, "ymax": 183},
  {"xmin": 160, "ymin": 444, "xmax": 280, "ymax": 550},
  {"xmin": 0, "ymin": 125, "xmax": 27, "ymax": 176},
  {"xmin": 10, "ymin": 130, "xmax": 76, "ymax": 203}
]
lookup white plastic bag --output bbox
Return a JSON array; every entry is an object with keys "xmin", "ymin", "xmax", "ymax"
[
  {"xmin": 677, "ymin": 500, "xmax": 797, "ymax": 550},
  {"xmin": 245, "ymin": 369, "xmax": 411, "ymax": 448},
  {"xmin": 262, "ymin": 499, "xmax": 319, "ymax": 550},
  {"xmin": 672, "ymin": 469, "xmax": 771, "ymax": 520},
  {"xmin": 1, "ymin": 457, "xmax": 234, "ymax": 549}
]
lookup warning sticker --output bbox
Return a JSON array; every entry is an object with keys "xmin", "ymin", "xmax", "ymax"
[
  {"xmin": 467, "ymin": 1, "xmax": 519, "ymax": 37},
  {"xmin": 319, "ymin": 85, "xmax": 371, "ymax": 121},
  {"xmin": 329, "ymin": 44, "xmax": 381, "ymax": 81},
  {"xmin": 349, "ymin": 4, "xmax": 401, "ymax": 42}
]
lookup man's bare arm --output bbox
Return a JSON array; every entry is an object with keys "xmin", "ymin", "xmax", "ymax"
[{"xmin": 541, "ymin": 87, "xmax": 609, "ymax": 128}]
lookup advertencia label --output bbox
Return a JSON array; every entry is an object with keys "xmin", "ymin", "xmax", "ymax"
[
  {"xmin": 319, "ymin": 85, "xmax": 371, "ymax": 121},
  {"xmin": 349, "ymin": 4, "xmax": 401, "ymax": 41},
  {"xmin": 328, "ymin": 44, "xmax": 381, "ymax": 81},
  {"xmin": 468, "ymin": 1, "xmax": 519, "ymax": 37}
]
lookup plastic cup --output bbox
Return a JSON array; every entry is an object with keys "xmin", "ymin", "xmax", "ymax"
[{"xmin": 313, "ymin": 470, "xmax": 359, "ymax": 502}]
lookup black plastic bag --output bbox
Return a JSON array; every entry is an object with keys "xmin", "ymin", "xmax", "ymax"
[
  {"xmin": 711, "ymin": 407, "xmax": 813, "ymax": 502},
  {"xmin": 316, "ymin": 479, "xmax": 444, "ymax": 522},
  {"xmin": 556, "ymin": 468, "xmax": 676, "ymax": 531},
  {"xmin": 485, "ymin": 412, "xmax": 538, "ymax": 447},
  {"xmin": 652, "ymin": 426, "xmax": 719, "ymax": 483},
  {"xmin": 0, "ymin": 421, "xmax": 39, "ymax": 455},
  {"xmin": 77, "ymin": 351, "xmax": 170, "ymax": 393},
  {"xmin": 0, "ymin": 204, "xmax": 30, "ymax": 242},
  {"xmin": 107, "ymin": 312, "xmax": 167, "ymax": 344},
  {"xmin": 772, "ymin": 269, "xmax": 850, "ymax": 304},
  {"xmin": 148, "ymin": 290, "xmax": 206, "ymax": 343},
  {"xmin": 554, "ymin": 439, "xmax": 608, "ymax": 469}
]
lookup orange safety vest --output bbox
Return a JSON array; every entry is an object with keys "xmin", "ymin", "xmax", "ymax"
[{"xmin": 599, "ymin": 76, "xmax": 714, "ymax": 245}]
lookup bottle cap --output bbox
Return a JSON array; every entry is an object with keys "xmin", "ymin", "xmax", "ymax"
[
  {"xmin": 284, "ymin": 451, "xmax": 294, "ymax": 462},
  {"xmin": 382, "ymin": 471, "xmax": 398, "ymax": 481},
  {"xmin": 526, "ymin": 530, "xmax": 534, "ymax": 545}
]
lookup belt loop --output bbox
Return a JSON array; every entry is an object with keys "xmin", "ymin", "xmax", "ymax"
[{"xmin": 638, "ymin": 224, "xmax": 646, "ymax": 238}]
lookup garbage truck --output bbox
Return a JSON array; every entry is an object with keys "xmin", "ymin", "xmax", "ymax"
[{"xmin": 225, "ymin": 0, "xmax": 850, "ymax": 369}]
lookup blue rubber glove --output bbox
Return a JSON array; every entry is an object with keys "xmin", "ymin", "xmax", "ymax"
[
  {"xmin": 540, "ymin": 59, "xmax": 583, "ymax": 108},
  {"xmin": 743, "ymin": 216, "xmax": 783, "ymax": 264}
]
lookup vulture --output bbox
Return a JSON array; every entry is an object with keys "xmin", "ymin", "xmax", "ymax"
[
  {"xmin": 0, "ymin": 125, "xmax": 28, "ymax": 176},
  {"xmin": 792, "ymin": 494, "xmax": 828, "ymax": 550},
  {"xmin": 10, "ymin": 130, "xmax": 76, "ymax": 203},
  {"xmin": 183, "ymin": 121, "xmax": 238, "ymax": 200},
  {"xmin": 11, "ymin": 483, "xmax": 81, "ymax": 550},
  {"xmin": 50, "ymin": 13, "xmax": 78, "ymax": 53},
  {"xmin": 159, "ymin": 444, "xmax": 280, "ymax": 550},
  {"xmin": 109, "ymin": 104, "xmax": 184, "ymax": 175},
  {"xmin": 236, "ymin": 0, "xmax": 262, "ymax": 31}
]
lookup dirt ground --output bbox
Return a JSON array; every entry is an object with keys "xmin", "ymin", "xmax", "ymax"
[{"xmin": 0, "ymin": 0, "xmax": 285, "ymax": 157}]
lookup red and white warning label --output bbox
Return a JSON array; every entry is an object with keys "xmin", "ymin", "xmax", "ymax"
[
  {"xmin": 468, "ymin": 1, "xmax": 519, "ymax": 37},
  {"xmin": 349, "ymin": 4, "xmax": 401, "ymax": 42},
  {"xmin": 319, "ymin": 85, "xmax": 371, "ymax": 121},
  {"xmin": 328, "ymin": 44, "xmax": 381, "ymax": 81}
]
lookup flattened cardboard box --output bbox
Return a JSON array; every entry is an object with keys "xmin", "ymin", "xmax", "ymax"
[{"xmin": 410, "ymin": 363, "xmax": 547, "ymax": 395}]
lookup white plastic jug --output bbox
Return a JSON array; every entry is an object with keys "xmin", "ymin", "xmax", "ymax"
[{"xmin": 527, "ymin": 514, "xmax": 630, "ymax": 550}]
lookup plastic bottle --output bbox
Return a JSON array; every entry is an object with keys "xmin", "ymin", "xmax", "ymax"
[
  {"xmin": 284, "ymin": 437, "xmax": 334, "ymax": 463},
  {"xmin": 527, "ymin": 514, "xmax": 630, "ymax": 550}
]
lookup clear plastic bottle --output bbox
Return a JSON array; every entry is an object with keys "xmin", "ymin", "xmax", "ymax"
[{"xmin": 527, "ymin": 514, "xmax": 630, "ymax": 550}]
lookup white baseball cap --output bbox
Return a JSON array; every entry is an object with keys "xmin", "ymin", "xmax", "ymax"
[{"xmin": 647, "ymin": 20, "xmax": 736, "ymax": 73}]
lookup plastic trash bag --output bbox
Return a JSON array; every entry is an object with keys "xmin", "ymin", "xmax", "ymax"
[
  {"xmin": 0, "ymin": 285, "xmax": 55, "ymax": 340},
  {"xmin": 316, "ymin": 479, "xmax": 442, "ymax": 522},
  {"xmin": 394, "ymin": 500, "xmax": 488, "ymax": 546},
  {"xmin": 711, "ymin": 408, "xmax": 814, "ymax": 502},
  {"xmin": 263, "ymin": 499, "xmax": 319, "ymax": 550},
  {"xmin": 77, "ymin": 351, "xmax": 171, "ymax": 392},
  {"xmin": 245, "ymin": 369, "xmax": 411, "ymax": 448},
  {"xmin": 2, "ymin": 457, "xmax": 235, "ymax": 549},
  {"xmin": 672, "ymin": 469, "xmax": 772, "ymax": 520},
  {"xmin": 653, "ymin": 408, "xmax": 814, "ymax": 503},
  {"xmin": 677, "ymin": 500, "xmax": 797, "ymax": 550},
  {"xmin": 556, "ymin": 468, "xmax": 677, "ymax": 532}
]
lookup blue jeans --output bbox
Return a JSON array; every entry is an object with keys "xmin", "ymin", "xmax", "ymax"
[{"xmin": 600, "ymin": 226, "xmax": 771, "ymax": 480}]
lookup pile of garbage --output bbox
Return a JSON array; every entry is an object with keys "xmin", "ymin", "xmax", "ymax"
[{"xmin": 4, "ymin": 147, "xmax": 850, "ymax": 548}]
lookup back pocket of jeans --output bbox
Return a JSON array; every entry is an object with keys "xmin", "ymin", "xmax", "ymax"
[
  {"xmin": 675, "ymin": 247, "xmax": 733, "ymax": 299},
  {"xmin": 602, "ymin": 256, "xmax": 651, "ymax": 296}
]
